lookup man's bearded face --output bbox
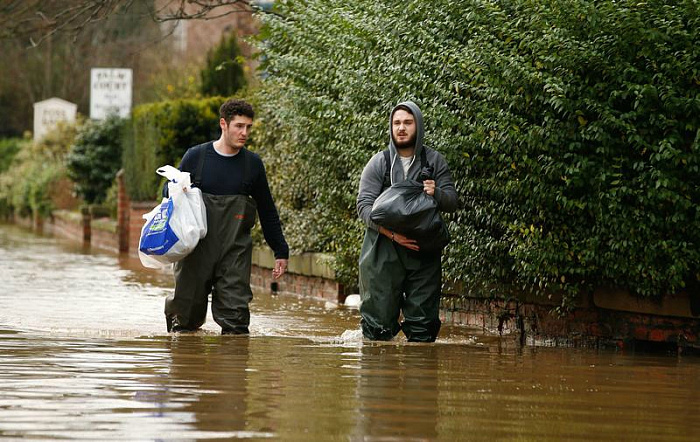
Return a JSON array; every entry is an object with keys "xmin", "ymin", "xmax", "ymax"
[{"xmin": 392, "ymin": 109, "xmax": 416, "ymax": 149}]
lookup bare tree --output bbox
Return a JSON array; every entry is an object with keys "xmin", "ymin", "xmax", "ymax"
[{"xmin": 0, "ymin": 0, "xmax": 266, "ymax": 47}]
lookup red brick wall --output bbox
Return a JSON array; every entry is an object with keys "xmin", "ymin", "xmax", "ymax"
[
  {"xmin": 51, "ymin": 215, "xmax": 84, "ymax": 244},
  {"xmin": 15, "ymin": 214, "xmax": 33, "ymax": 230},
  {"xmin": 91, "ymin": 225, "xmax": 119, "ymax": 253},
  {"xmin": 128, "ymin": 201, "xmax": 159, "ymax": 258},
  {"xmin": 251, "ymin": 266, "xmax": 343, "ymax": 303},
  {"xmin": 156, "ymin": 0, "xmax": 261, "ymax": 74},
  {"xmin": 441, "ymin": 295, "xmax": 700, "ymax": 348}
]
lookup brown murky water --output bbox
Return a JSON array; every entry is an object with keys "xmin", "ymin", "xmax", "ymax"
[{"xmin": 0, "ymin": 223, "xmax": 698, "ymax": 441}]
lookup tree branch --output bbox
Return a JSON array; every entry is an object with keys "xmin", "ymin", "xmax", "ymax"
[{"xmin": 1, "ymin": 0, "xmax": 280, "ymax": 47}]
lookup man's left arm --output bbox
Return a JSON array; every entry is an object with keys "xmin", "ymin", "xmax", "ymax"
[{"xmin": 251, "ymin": 160, "xmax": 290, "ymax": 279}]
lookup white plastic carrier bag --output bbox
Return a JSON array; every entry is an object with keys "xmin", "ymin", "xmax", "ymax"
[{"xmin": 138, "ymin": 165, "xmax": 207, "ymax": 268}]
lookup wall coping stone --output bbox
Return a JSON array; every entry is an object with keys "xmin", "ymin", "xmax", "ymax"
[
  {"xmin": 131, "ymin": 201, "xmax": 159, "ymax": 211},
  {"xmin": 252, "ymin": 247, "xmax": 335, "ymax": 279},
  {"xmin": 92, "ymin": 217, "xmax": 117, "ymax": 233},
  {"xmin": 52, "ymin": 210, "xmax": 83, "ymax": 224}
]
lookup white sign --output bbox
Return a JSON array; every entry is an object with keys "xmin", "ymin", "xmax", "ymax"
[
  {"xmin": 33, "ymin": 98, "xmax": 77, "ymax": 142},
  {"xmin": 90, "ymin": 68, "xmax": 132, "ymax": 120}
]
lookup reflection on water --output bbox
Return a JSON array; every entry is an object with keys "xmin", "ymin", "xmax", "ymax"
[{"xmin": 1, "ymin": 224, "xmax": 699, "ymax": 440}]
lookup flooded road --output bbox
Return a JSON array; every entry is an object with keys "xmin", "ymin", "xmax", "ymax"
[{"xmin": 0, "ymin": 223, "xmax": 698, "ymax": 441}]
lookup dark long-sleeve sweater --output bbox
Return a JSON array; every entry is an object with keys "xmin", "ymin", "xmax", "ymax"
[{"xmin": 175, "ymin": 141, "xmax": 289, "ymax": 259}]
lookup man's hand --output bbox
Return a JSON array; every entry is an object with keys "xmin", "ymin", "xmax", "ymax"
[
  {"xmin": 423, "ymin": 179, "xmax": 436, "ymax": 196},
  {"xmin": 273, "ymin": 259, "xmax": 288, "ymax": 279},
  {"xmin": 392, "ymin": 231, "xmax": 420, "ymax": 251},
  {"xmin": 379, "ymin": 226, "xmax": 420, "ymax": 251}
]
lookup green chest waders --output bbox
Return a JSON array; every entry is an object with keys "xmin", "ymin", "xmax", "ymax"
[
  {"xmin": 165, "ymin": 193, "xmax": 258, "ymax": 334},
  {"xmin": 165, "ymin": 194, "xmax": 256, "ymax": 333},
  {"xmin": 359, "ymin": 228, "xmax": 442, "ymax": 342},
  {"xmin": 165, "ymin": 146, "xmax": 260, "ymax": 334}
]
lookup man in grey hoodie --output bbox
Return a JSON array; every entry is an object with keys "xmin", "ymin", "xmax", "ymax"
[{"xmin": 357, "ymin": 101, "xmax": 459, "ymax": 342}]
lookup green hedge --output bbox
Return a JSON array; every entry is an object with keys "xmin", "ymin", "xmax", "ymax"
[
  {"xmin": 122, "ymin": 96, "xmax": 225, "ymax": 201},
  {"xmin": 257, "ymin": 0, "xmax": 700, "ymax": 308}
]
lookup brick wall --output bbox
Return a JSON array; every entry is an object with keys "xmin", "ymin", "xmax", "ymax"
[
  {"xmin": 251, "ymin": 266, "xmax": 343, "ymax": 303},
  {"xmin": 156, "ymin": 0, "xmax": 261, "ymax": 74},
  {"xmin": 441, "ymin": 294, "xmax": 700, "ymax": 348},
  {"xmin": 91, "ymin": 219, "xmax": 119, "ymax": 253},
  {"xmin": 14, "ymin": 213, "xmax": 34, "ymax": 230},
  {"xmin": 51, "ymin": 211, "xmax": 85, "ymax": 244},
  {"xmin": 128, "ymin": 201, "xmax": 158, "ymax": 258}
]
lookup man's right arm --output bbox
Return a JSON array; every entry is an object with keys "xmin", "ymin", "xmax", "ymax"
[{"xmin": 356, "ymin": 152, "xmax": 385, "ymax": 231}]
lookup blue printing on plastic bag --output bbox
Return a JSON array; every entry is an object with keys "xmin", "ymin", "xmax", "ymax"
[{"xmin": 139, "ymin": 198, "xmax": 180, "ymax": 255}]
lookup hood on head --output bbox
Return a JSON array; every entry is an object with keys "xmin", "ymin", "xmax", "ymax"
[
  {"xmin": 389, "ymin": 100, "xmax": 424, "ymax": 158},
  {"xmin": 387, "ymin": 101, "xmax": 425, "ymax": 185}
]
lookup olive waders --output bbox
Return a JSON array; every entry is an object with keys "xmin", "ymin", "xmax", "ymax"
[
  {"xmin": 359, "ymin": 228, "xmax": 442, "ymax": 342},
  {"xmin": 165, "ymin": 193, "xmax": 257, "ymax": 334}
]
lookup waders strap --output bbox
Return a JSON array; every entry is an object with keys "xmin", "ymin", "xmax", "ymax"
[
  {"xmin": 382, "ymin": 148, "xmax": 428, "ymax": 188},
  {"xmin": 193, "ymin": 143, "xmax": 208, "ymax": 188},
  {"xmin": 242, "ymin": 148, "xmax": 250, "ymax": 192}
]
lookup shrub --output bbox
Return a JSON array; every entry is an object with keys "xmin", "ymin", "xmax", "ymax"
[
  {"xmin": 256, "ymin": 0, "xmax": 700, "ymax": 308},
  {"xmin": 0, "ymin": 137, "xmax": 23, "ymax": 173},
  {"xmin": 201, "ymin": 32, "xmax": 247, "ymax": 97},
  {"xmin": 0, "ymin": 137, "xmax": 27, "ymax": 217},
  {"xmin": 122, "ymin": 96, "xmax": 225, "ymax": 201},
  {"xmin": 0, "ymin": 122, "xmax": 77, "ymax": 218},
  {"xmin": 66, "ymin": 115, "xmax": 125, "ymax": 205}
]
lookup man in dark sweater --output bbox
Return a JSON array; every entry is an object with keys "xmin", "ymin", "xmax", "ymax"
[{"xmin": 164, "ymin": 99, "xmax": 289, "ymax": 334}]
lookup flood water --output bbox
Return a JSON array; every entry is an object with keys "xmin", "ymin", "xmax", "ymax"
[{"xmin": 0, "ymin": 223, "xmax": 698, "ymax": 441}]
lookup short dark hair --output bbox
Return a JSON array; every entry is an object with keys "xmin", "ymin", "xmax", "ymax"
[{"xmin": 220, "ymin": 99, "xmax": 255, "ymax": 124}]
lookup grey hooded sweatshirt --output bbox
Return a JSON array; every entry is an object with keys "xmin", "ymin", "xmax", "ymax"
[{"xmin": 357, "ymin": 101, "xmax": 459, "ymax": 232}]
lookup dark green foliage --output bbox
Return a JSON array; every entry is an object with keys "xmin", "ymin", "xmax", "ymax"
[
  {"xmin": 0, "ymin": 137, "xmax": 26, "ymax": 216},
  {"xmin": 0, "ymin": 138, "xmax": 22, "ymax": 173},
  {"xmin": 257, "ymin": 0, "xmax": 700, "ymax": 308},
  {"xmin": 122, "ymin": 97, "xmax": 225, "ymax": 201},
  {"xmin": 200, "ymin": 33, "xmax": 247, "ymax": 97},
  {"xmin": 66, "ymin": 116, "xmax": 125, "ymax": 204}
]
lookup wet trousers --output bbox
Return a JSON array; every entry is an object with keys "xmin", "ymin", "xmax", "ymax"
[
  {"xmin": 165, "ymin": 193, "xmax": 257, "ymax": 334},
  {"xmin": 359, "ymin": 228, "xmax": 442, "ymax": 342}
]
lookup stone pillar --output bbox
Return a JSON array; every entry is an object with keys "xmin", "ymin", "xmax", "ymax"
[
  {"xmin": 32, "ymin": 209, "xmax": 44, "ymax": 234},
  {"xmin": 116, "ymin": 169, "xmax": 130, "ymax": 253},
  {"xmin": 81, "ymin": 206, "xmax": 91, "ymax": 245}
]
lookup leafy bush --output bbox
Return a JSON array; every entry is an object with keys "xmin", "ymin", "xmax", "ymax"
[
  {"xmin": 66, "ymin": 115, "xmax": 125, "ymax": 205},
  {"xmin": 122, "ymin": 96, "xmax": 225, "ymax": 201},
  {"xmin": 0, "ymin": 138, "xmax": 23, "ymax": 173},
  {"xmin": 250, "ymin": 88, "xmax": 328, "ymax": 256},
  {"xmin": 0, "ymin": 123, "xmax": 77, "ymax": 218},
  {"xmin": 201, "ymin": 32, "xmax": 247, "ymax": 97},
  {"xmin": 256, "ymin": 0, "xmax": 700, "ymax": 308},
  {"xmin": 0, "ymin": 137, "xmax": 27, "ymax": 217}
]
